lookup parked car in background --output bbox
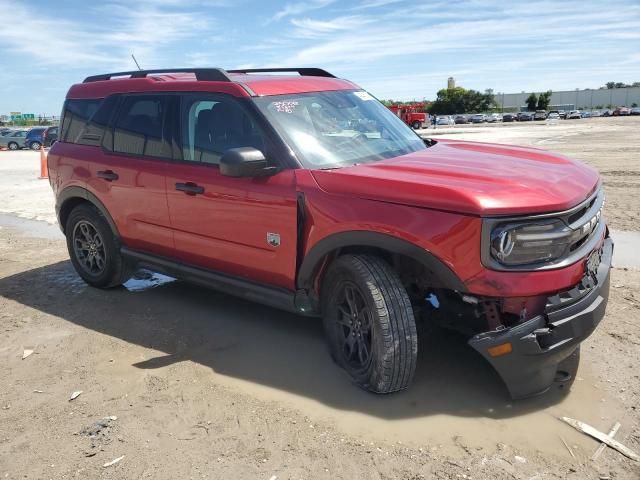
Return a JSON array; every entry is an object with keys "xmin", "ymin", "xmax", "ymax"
[
  {"xmin": 436, "ymin": 115, "xmax": 454, "ymax": 126},
  {"xmin": 581, "ymin": 111, "xmax": 592, "ymax": 118},
  {"xmin": 487, "ymin": 113, "xmax": 502, "ymax": 122},
  {"xmin": 24, "ymin": 127, "xmax": 46, "ymax": 150},
  {"xmin": 470, "ymin": 113, "xmax": 487, "ymax": 123},
  {"xmin": 591, "ymin": 110, "xmax": 602, "ymax": 117},
  {"xmin": 630, "ymin": 107, "xmax": 640, "ymax": 115},
  {"xmin": 534, "ymin": 110, "xmax": 547, "ymax": 120},
  {"xmin": 547, "ymin": 112, "xmax": 560, "ymax": 120},
  {"xmin": 517, "ymin": 112, "xmax": 534, "ymax": 121},
  {"xmin": 1, "ymin": 128, "xmax": 14, "ymax": 136},
  {"xmin": 567, "ymin": 110, "xmax": 582, "ymax": 119},
  {"xmin": 502, "ymin": 113, "xmax": 518, "ymax": 122},
  {"xmin": 601, "ymin": 109, "xmax": 613, "ymax": 117},
  {"xmin": 454, "ymin": 114, "xmax": 468, "ymax": 124},
  {"xmin": 0, "ymin": 129, "xmax": 28, "ymax": 150},
  {"xmin": 43, "ymin": 126, "xmax": 58, "ymax": 146},
  {"xmin": 614, "ymin": 107, "xmax": 630, "ymax": 116}
]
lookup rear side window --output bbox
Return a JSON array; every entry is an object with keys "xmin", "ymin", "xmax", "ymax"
[
  {"xmin": 112, "ymin": 95, "xmax": 171, "ymax": 158},
  {"xmin": 60, "ymin": 99, "xmax": 102, "ymax": 143},
  {"xmin": 77, "ymin": 96, "xmax": 119, "ymax": 148}
]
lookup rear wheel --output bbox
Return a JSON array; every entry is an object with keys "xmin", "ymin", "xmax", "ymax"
[
  {"xmin": 66, "ymin": 204, "xmax": 131, "ymax": 288},
  {"xmin": 8, "ymin": 142, "xmax": 19, "ymax": 150},
  {"xmin": 321, "ymin": 254, "xmax": 418, "ymax": 393},
  {"xmin": 412, "ymin": 121, "xmax": 421, "ymax": 129},
  {"xmin": 30, "ymin": 141, "xmax": 41, "ymax": 150}
]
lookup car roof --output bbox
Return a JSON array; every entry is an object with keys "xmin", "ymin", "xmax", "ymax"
[{"xmin": 67, "ymin": 68, "xmax": 359, "ymax": 99}]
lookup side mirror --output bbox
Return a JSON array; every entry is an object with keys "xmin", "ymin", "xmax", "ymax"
[{"xmin": 219, "ymin": 147, "xmax": 277, "ymax": 177}]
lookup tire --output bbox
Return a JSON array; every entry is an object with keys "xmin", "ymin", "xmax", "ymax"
[
  {"xmin": 8, "ymin": 142, "xmax": 19, "ymax": 150},
  {"xmin": 30, "ymin": 141, "xmax": 41, "ymax": 150},
  {"xmin": 411, "ymin": 121, "xmax": 421, "ymax": 129},
  {"xmin": 321, "ymin": 254, "xmax": 418, "ymax": 393},
  {"xmin": 65, "ymin": 203, "xmax": 131, "ymax": 288}
]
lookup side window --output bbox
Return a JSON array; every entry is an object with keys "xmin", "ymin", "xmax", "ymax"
[
  {"xmin": 77, "ymin": 96, "xmax": 118, "ymax": 148},
  {"xmin": 60, "ymin": 99, "xmax": 102, "ymax": 143},
  {"xmin": 181, "ymin": 95, "xmax": 267, "ymax": 165},
  {"xmin": 112, "ymin": 95, "xmax": 170, "ymax": 158}
]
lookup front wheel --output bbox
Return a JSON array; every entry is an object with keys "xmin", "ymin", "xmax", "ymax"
[
  {"xmin": 8, "ymin": 142, "xmax": 19, "ymax": 150},
  {"xmin": 321, "ymin": 254, "xmax": 418, "ymax": 393},
  {"xmin": 30, "ymin": 141, "xmax": 41, "ymax": 150},
  {"xmin": 66, "ymin": 204, "xmax": 131, "ymax": 288},
  {"xmin": 412, "ymin": 121, "xmax": 421, "ymax": 129}
]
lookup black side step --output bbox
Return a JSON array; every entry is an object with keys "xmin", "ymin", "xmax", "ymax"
[{"xmin": 121, "ymin": 247, "xmax": 318, "ymax": 316}]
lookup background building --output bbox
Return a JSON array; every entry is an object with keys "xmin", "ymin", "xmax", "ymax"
[{"xmin": 495, "ymin": 86, "xmax": 640, "ymax": 111}]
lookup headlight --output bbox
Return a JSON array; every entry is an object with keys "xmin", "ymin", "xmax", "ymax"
[{"xmin": 490, "ymin": 219, "xmax": 573, "ymax": 266}]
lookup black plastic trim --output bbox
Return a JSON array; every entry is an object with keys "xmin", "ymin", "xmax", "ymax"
[
  {"xmin": 56, "ymin": 186, "xmax": 120, "ymax": 238},
  {"xmin": 120, "ymin": 247, "xmax": 315, "ymax": 315},
  {"xmin": 296, "ymin": 231, "xmax": 466, "ymax": 292}
]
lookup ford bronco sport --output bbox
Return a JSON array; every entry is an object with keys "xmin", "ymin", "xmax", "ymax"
[{"xmin": 49, "ymin": 68, "xmax": 612, "ymax": 399}]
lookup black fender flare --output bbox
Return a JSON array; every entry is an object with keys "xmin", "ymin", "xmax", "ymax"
[
  {"xmin": 296, "ymin": 231, "xmax": 466, "ymax": 292},
  {"xmin": 56, "ymin": 186, "xmax": 120, "ymax": 238}
]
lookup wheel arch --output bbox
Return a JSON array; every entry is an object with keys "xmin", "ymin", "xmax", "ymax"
[
  {"xmin": 57, "ymin": 186, "xmax": 120, "ymax": 239},
  {"xmin": 297, "ymin": 231, "xmax": 466, "ymax": 294}
]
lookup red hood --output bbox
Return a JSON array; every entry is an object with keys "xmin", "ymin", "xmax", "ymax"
[{"xmin": 310, "ymin": 139, "xmax": 600, "ymax": 215}]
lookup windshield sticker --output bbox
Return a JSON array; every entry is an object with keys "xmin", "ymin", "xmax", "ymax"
[
  {"xmin": 353, "ymin": 91, "xmax": 374, "ymax": 101},
  {"xmin": 273, "ymin": 101, "xmax": 299, "ymax": 113}
]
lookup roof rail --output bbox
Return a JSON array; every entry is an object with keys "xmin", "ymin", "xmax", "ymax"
[
  {"xmin": 83, "ymin": 68, "xmax": 232, "ymax": 83},
  {"xmin": 227, "ymin": 68, "xmax": 336, "ymax": 78}
]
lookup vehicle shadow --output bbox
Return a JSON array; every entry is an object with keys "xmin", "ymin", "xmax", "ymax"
[{"xmin": 0, "ymin": 260, "xmax": 574, "ymax": 420}]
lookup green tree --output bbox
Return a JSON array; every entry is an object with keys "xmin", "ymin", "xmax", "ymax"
[
  {"xmin": 526, "ymin": 93, "xmax": 538, "ymax": 111},
  {"xmin": 606, "ymin": 82, "xmax": 616, "ymax": 89},
  {"xmin": 430, "ymin": 87, "xmax": 495, "ymax": 114},
  {"xmin": 537, "ymin": 90, "xmax": 552, "ymax": 110}
]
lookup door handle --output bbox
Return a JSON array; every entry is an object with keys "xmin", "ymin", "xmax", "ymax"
[
  {"xmin": 175, "ymin": 182, "xmax": 204, "ymax": 195},
  {"xmin": 97, "ymin": 170, "xmax": 119, "ymax": 181}
]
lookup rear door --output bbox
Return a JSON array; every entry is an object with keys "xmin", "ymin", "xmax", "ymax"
[
  {"xmin": 165, "ymin": 93, "xmax": 298, "ymax": 289},
  {"xmin": 83, "ymin": 94, "xmax": 174, "ymax": 257}
]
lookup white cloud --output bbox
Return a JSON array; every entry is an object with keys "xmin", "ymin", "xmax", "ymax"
[
  {"xmin": 290, "ymin": 15, "xmax": 374, "ymax": 38},
  {"xmin": 272, "ymin": 0, "xmax": 336, "ymax": 21}
]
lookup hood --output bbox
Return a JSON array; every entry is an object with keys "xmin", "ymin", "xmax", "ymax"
[{"xmin": 310, "ymin": 139, "xmax": 600, "ymax": 216}]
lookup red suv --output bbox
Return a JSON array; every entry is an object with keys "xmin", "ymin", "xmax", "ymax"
[{"xmin": 49, "ymin": 68, "xmax": 612, "ymax": 399}]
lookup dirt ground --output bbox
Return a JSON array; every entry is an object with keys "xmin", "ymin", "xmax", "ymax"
[{"xmin": 1, "ymin": 117, "xmax": 639, "ymax": 479}]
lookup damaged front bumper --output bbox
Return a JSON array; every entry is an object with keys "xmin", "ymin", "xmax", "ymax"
[{"xmin": 469, "ymin": 236, "xmax": 613, "ymax": 399}]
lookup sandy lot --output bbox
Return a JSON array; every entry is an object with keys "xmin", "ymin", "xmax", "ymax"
[{"xmin": 0, "ymin": 117, "xmax": 639, "ymax": 479}]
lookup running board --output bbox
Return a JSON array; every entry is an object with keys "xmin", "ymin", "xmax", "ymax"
[{"xmin": 120, "ymin": 247, "xmax": 317, "ymax": 316}]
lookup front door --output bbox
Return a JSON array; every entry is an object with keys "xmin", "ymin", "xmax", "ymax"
[{"xmin": 165, "ymin": 93, "xmax": 298, "ymax": 290}]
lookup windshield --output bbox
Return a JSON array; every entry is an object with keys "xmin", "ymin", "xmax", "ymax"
[{"xmin": 253, "ymin": 90, "xmax": 426, "ymax": 169}]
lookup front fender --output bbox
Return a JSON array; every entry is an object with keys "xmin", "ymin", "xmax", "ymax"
[{"xmin": 296, "ymin": 230, "xmax": 466, "ymax": 292}]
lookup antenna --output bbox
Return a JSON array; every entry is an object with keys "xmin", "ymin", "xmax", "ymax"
[{"xmin": 131, "ymin": 54, "xmax": 142, "ymax": 71}]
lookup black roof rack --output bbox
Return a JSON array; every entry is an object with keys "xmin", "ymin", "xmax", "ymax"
[
  {"xmin": 227, "ymin": 68, "xmax": 336, "ymax": 78},
  {"xmin": 83, "ymin": 68, "xmax": 231, "ymax": 83},
  {"xmin": 83, "ymin": 67, "xmax": 336, "ymax": 83}
]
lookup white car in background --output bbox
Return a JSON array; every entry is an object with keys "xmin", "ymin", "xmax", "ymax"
[
  {"xmin": 547, "ymin": 112, "xmax": 560, "ymax": 120},
  {"xmin": 487, "ymin": 113, "xmax": 502, "ymax": 122},
  {"xmin": 567, "ymin": 110, "xmax": 582, "ymax": 119},
  {"xmin": 436, "ymin": 115, "xmax": 455, "ymax": 125}
]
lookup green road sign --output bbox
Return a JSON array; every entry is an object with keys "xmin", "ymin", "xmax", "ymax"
[{"xmin": 23, "ymin": 114, "xmax": 35, "ymax": 120}]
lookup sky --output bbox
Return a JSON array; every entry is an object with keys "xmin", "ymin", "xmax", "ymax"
[{"xmin": 0, "ymin": 0, "xmax": 639, "ymax": 116}]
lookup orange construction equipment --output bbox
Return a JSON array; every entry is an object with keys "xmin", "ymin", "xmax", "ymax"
[{"xmin": 39, "ymin": 145, "xmax": 48, "ymax": 179}]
